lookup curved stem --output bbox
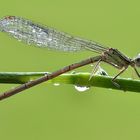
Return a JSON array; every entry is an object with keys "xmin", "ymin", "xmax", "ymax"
[{"xmin": 0, "ymin": 72, "xmax": 139, "ymax": 93}]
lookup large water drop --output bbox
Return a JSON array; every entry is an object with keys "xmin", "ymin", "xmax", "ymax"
[
  {"xmin": 74, "ymin": 85, "xmax": 89, "ymax": 92},
  {"xmin": 53, "ymin": 83, "xmax": 60, "ymax": 86}
]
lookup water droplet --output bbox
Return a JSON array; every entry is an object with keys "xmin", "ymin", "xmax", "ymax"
[
  {"xmin": 18, "ymin": 39, "xmax": 22, "ymax": 42},
  {"xmin": 53, "ymin": 83, "xmax": 60, "ymax": 86},
  {"xmin": 74, "ymin": 85, "xmax": 89, "ymax": 92},
  {"xmin": 29, "ymin": 79, "xmax": 33, "ymax": 82},
  {"xmin": 32, "ymin": 29, "xmax": 36, "ymax": 33},
  {"xmin": 95, "ymin": 66, "xmax": 108, "ymax": 76},
  {"xmin": 37, "ymin": 42, "xmax": 42, "ymax": 46},
  {"xmin": 70, "ymin": 71, "xmax": 76, "ymax": 74},
  {"xmin": 27, "ymin": 40, "xmax": 32, "ymax": 45},
  {"xmin": 127, "ymin": 78, "xmax": 132, "ymax": 80}
]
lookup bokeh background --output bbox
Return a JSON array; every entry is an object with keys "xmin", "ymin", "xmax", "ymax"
[{"xmin": 0, "ymin": 0, "xmax": 140, "ymax": 139}]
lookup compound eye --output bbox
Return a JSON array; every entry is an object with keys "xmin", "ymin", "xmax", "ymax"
[
  {"xmin": 135, "ymin": 57, "xmax": 140, "ymax": 67},
  {"xmin": 136, "ymin": 58, "xmax": 140, "ymax": 62}
]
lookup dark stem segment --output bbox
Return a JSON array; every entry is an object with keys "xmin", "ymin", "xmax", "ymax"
[{"xmin": 0, "ymin": 56, "xmax": 101, "ymax": 101}]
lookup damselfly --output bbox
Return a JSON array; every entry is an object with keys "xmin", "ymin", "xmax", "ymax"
[{"xmin": 0, "ymin": 16, "xmax": 140, "ymax": 100}]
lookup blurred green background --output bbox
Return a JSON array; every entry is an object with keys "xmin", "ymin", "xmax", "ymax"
[{"xmin": 0, "ymin": 0, "xmax": 140, "ymax": 139}]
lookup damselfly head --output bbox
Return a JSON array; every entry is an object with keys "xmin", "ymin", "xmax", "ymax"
[{"xmin": 134, "ymin": 54, "xmax": 140, "ymax": 67}]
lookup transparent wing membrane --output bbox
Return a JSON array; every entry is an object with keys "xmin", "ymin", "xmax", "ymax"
[{"xmin": 0, "ymin": 16, "xmax": 108, "ymax": 53}]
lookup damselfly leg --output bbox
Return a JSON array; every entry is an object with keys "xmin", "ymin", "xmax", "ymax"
[
  {"xmin": 133, "ymin": 66, "xmax": 140, "ymax": 78},
  {"xmin": 89, "ymin": 59, "xmax": 102, "ymax": 80}
]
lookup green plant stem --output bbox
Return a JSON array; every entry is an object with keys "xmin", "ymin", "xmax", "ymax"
[{"xmin": 0, "ymin": 72, "xmax": 139, "ymax": 92}]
